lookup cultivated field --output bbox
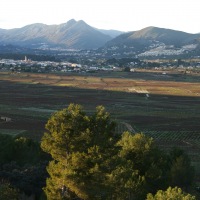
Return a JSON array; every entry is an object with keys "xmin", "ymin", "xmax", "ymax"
[{"xmin": 0, "ymin": 70, "xmax": 200, "ymax": 175}]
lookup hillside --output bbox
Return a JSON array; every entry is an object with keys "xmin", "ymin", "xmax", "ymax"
[
  {"xmin": 104, "ymin": 27, "xmax": 200, "ymax": 57},
  {"xmin": 0, "ymin": 19, "xmax": 112, "ymax": 50},
  {"xmin": 0, "ymin": 23, "xmax": 200, "ymax": 57}
]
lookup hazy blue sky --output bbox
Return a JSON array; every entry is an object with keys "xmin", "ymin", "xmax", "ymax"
[{"xmin": 0, "ymin": 0, "xmax": 199, "ymax": 33}]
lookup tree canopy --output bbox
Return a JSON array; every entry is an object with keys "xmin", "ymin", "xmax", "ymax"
[
  {"xmin": 41, "ymin": 104, "xmax": 118, "ymax": 199},
  {"xmin": 41, "ymin": 104, "xmax": 196, "ymax": 200},
  {"xmin": 0, "ymin": 134, "xmax": 48, "ymax": 198},
  {"xmin": 146, "ymin": 186, "xmax": 196, "ymax": 200},
  {"xmin": 0, "ymin": 181, "xmax": 20, "ymax": 200}
]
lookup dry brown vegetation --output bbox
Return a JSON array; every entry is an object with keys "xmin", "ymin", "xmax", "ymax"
[{"xmin": 0, "ymin": 72, "xmax": 200, "ymax": 97}]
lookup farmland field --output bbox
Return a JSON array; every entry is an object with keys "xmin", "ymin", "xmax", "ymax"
[{"xmin": 0, "ymin": 70, "xmax": 200, "ymax": 175}]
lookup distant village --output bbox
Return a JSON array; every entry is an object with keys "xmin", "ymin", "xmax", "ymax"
[
  {"xmin": 0, "ymin": 56, "xmax": 200, "ymax": 74},
  {"xmin": 0, "ymin": 56, "xmax": 118, "ymax": 73}
]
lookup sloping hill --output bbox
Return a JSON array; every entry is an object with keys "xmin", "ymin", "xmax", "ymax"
[
  {"xmin": 107, "ymin": 27, "xmax": 200, "ymax": 46},
  {"xmin": 104, "ymin": 26, "xmax": 200, "ymax": 56},
  {"xmin": 0, "ymin": 19, "xmax": 112, "ymax": 50}
]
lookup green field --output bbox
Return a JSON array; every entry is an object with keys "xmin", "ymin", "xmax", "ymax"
[{"xmin": 0, "ymin": 71, "xmax": 200, "ymax": 174}]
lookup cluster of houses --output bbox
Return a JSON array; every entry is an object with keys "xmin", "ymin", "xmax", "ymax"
[
  {"xmin": 0, "ymin": 57, "xmax": 122, "ymax": 73},
  {"xmin": 0, "ymin": 57, "xmax": 200, "ymax": 74},
  {"xmin": 138, "ymin": 44, "xmax": 198, "ymax": 57}
]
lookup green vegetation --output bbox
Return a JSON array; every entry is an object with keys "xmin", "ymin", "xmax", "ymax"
[
  {"xmin": 0, "ymin": 70, "xmax": 200, "ymax": 199},
  {"xmin": 41, "ymin": 104, "xmax": 196, "ymax": 199},
  {"xmin": 147, "ymin": 187, "xmax": 196, "ymax": 200},
  {"xmin": 0, "ymin": 134, "xmax": 48, "ymax": 199},
  {"xmin": 0, "ymin": 134, "xmax": 43, "ymax": 164},
  {"xmin": 41, "ymin": 104, "xmax": 118, "ymax": 199},
  {"xmin": 0, "ymin": 103, "xmax": 198, "ymax": 199},
  {"xmin": 0, "ymin": 181, "xmax": 20, "ymax": 200}
]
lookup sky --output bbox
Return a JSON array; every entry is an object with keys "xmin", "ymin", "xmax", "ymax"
[{"xmin": 0, "ymin": 0, "xmax": 199, "ymax": 33}]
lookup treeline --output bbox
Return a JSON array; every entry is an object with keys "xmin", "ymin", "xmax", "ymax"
[
  {"xmin": 0, "ymin": 104, "xmax": 197, "ymax": 199},
  {"xmin": 105, "ymin": 58, "xmax": 141, "ymax": 67},
  {"xmin": 0, "ymin": 134, "xmax": 49, "ymax": 199}
]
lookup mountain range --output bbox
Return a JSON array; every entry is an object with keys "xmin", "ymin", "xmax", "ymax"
[
  {"xmin": 104, "ymin": 26, "xmax": 200, "ymax": 57},
  {"xmin": 0, "ymin": 19, "xmax": 122, "ymax": 50},
  {"xmin": 0, "ymin": 19, "xmax": 200, "ymax": 57}
]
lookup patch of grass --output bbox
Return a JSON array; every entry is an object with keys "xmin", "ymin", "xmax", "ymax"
[{"xmin": 0, "ymin": 129, "xmax": 27, "ymax": 137}]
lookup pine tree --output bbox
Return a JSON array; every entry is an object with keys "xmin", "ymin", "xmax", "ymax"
[
  {"xmin": 146, "ymin": 186, "xmax": 196, "ymax": 200},
  {"xmin": 41, "ymin": 104, "xmax": 118, "ymax": 199}
]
